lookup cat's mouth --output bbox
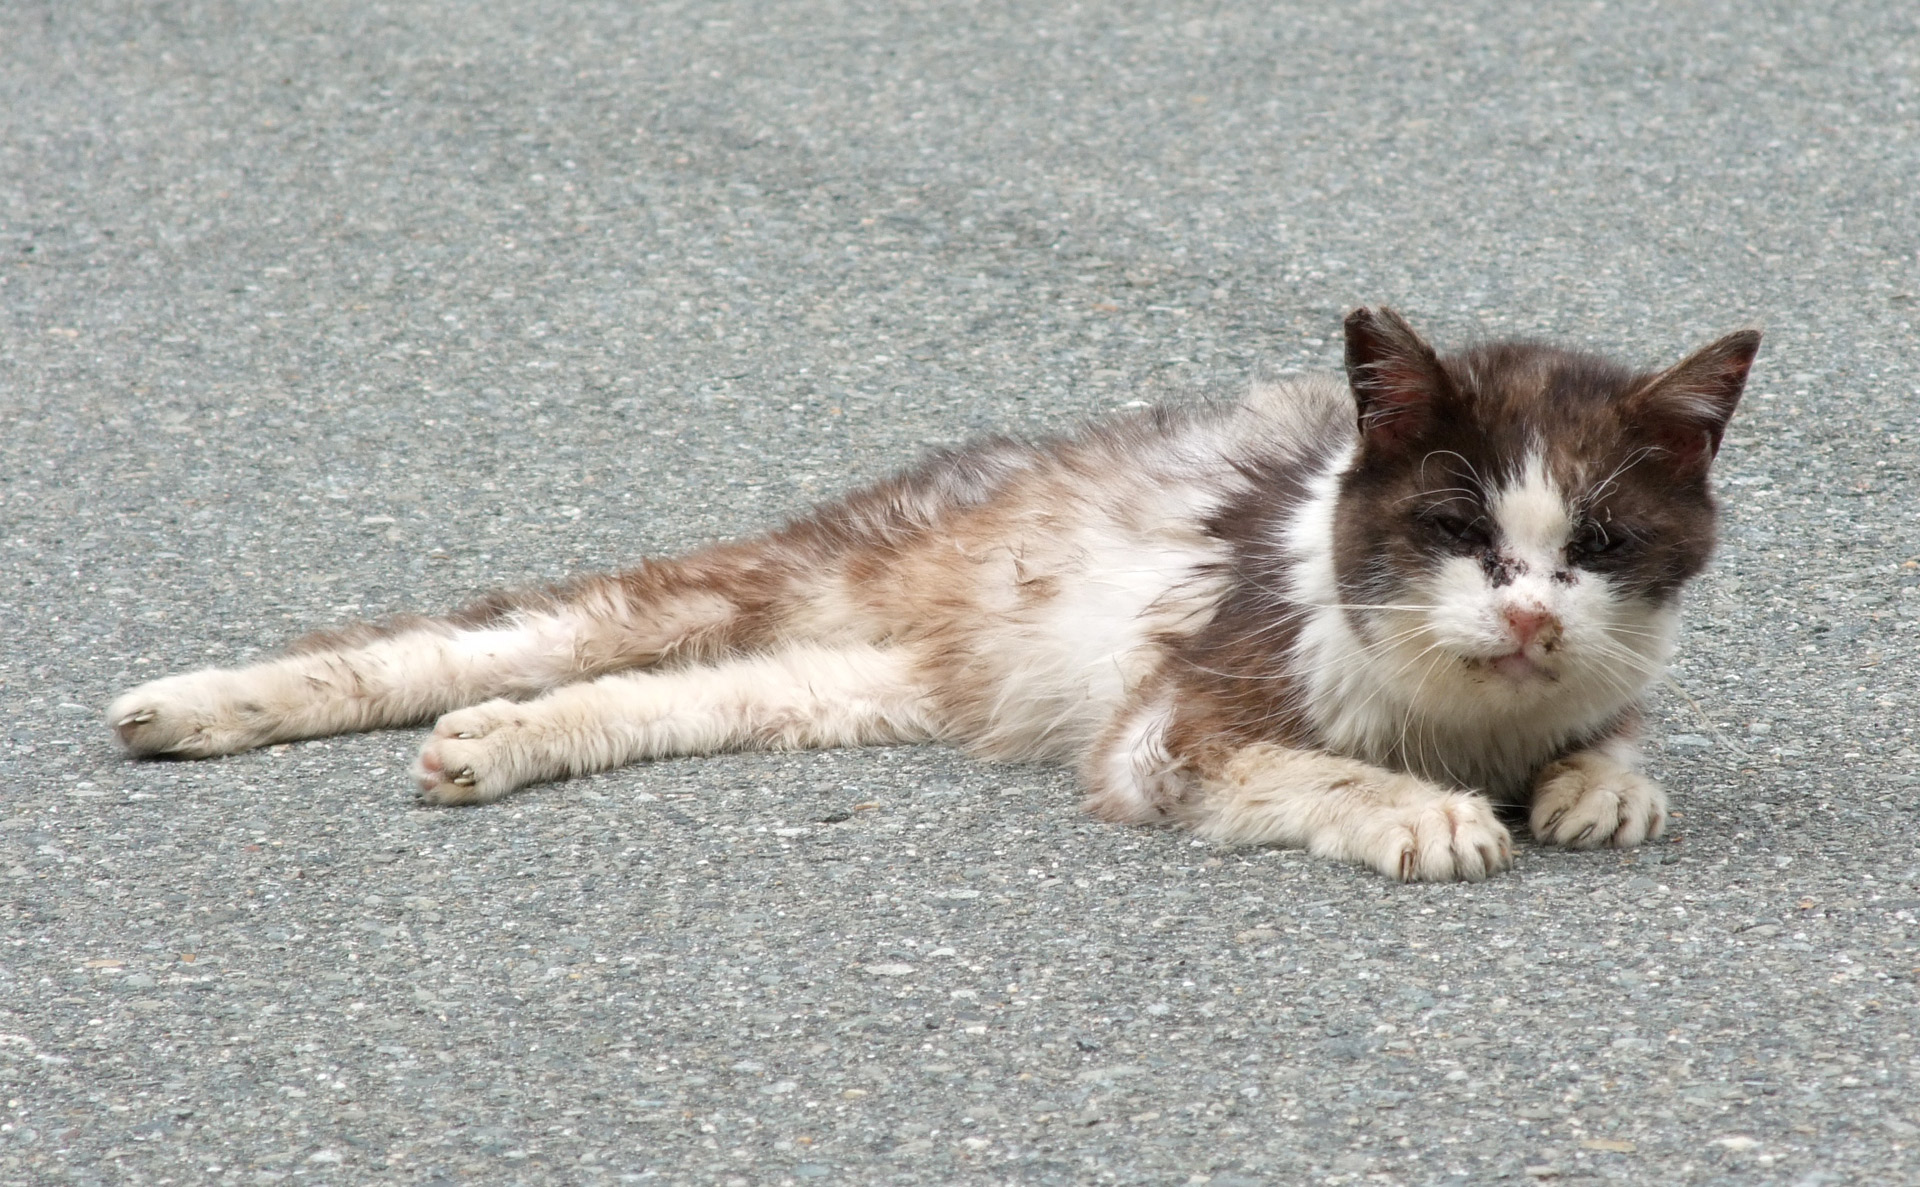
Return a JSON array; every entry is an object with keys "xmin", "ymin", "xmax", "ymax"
[{"xmin": 1479, "ymin": 650, "xmax": 1553, "ymax": 683}]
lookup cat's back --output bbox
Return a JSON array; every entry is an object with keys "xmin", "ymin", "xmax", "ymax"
[
  {"xmin": 1231, "ymin": 372, "xmax": 1356, "ymax": 465},
  {"xmin": 1034, "ymin": 371, "xmax": 1355, "ymax": 505},
  {"xmin": 798, "ymin": 371, "xmax": 1353, "ymax": 553}
]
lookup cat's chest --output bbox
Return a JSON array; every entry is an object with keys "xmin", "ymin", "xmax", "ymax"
[
  {"xmin": 1295, "ymin": 628, "xmax": 1639, "ymax": 798},
  {"xmin": 1308, "ymin": 686, "xmax": 1569, "ymax": 798}
]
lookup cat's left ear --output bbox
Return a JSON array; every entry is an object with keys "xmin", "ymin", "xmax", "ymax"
[{"xmin": 1626, "ymin": 330, "xmax": 1763, "ymax": 474}]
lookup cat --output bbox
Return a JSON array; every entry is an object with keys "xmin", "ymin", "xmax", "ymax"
[{"xmin": 107, "ymin": 307, "xmax": 1760, "ymax": 882}]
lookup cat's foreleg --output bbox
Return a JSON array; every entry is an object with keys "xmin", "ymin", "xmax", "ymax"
[
  {"xmin": 411, "ymin": 642, "xmax": 936, "ymax": 804},
  {"xmin": 1179, "ymin": 743, "xmax": 1514, "ymax": 882},
  {"xmin": 1528, "ymin": 739, "xmax": 1667, "ymax": 849}
]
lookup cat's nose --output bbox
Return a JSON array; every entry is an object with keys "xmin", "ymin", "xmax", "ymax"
[{"xmin": 1504, "ymin": 605, "xmax": 1561, "ymax": 648}]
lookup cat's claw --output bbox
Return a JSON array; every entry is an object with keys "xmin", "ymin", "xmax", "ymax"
[
  {"xmin": 1530, "ymin": 751, "xmax": 1667, "ymax": 850},
  {"xmin": 412, "ymin": 701, "xmax": 534, "ymax": 806},
  {"xmin": 1371, "ymin": 792, "xmax": 1513, "ymax": 883},
  {"xmin": 108, "ymin": 674, "xmax": 271, "ymax": 758}
]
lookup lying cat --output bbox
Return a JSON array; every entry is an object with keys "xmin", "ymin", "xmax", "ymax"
[{"xmin": 109, "ymin": 307, "xmax": 1759, "ymax": 881}]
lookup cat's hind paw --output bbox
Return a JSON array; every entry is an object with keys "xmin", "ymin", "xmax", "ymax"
[
  {"xmin": 1530, "ymin": 752, "xmax": 1667, "ymax": 850},
  {"xmin": 108, "ymin": 673, "xmax": 272, "ymax": 758},
  {"xmin": 412, "ymin": 701, "xmax": 540, "ymax": 805}
]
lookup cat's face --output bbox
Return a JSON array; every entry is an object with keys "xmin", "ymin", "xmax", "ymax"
[{"xmin": 1330, "ymin": 309, "xmax": 1760, "ymax": 710}]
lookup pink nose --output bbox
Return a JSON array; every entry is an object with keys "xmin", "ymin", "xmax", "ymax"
[{"xmin": 1504, "ymin": 606, "xmax": 1560, "ymax": 648}]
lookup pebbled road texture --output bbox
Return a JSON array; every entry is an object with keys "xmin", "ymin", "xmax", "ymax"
[{"xmin": 4, "ymin": 2, "xmax": 1919, "ymax": 1184}]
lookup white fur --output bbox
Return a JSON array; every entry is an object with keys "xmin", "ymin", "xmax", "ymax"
[
  {"xmin": 446, "ymin": 616, "xmax": 596, "ymax": 687},
  {"xmin": 1083, "ymin": 690, "xmax": 1184, "ymax": 822},
  {"xmin": 1491, "ymin": 453, "xmax": 1571, "ymax": 562},
  {"xmin": 992, "ymin": 516, "xmax": 1223, "ymax": 745},
  {"xmin": 414, "ymin": 643, "xmax": 936, "ymax": 804},
  {"xmin": 1043, "ymin": 381, "xmax": 1357, "ymax": 812},
  {"xmin": 1183, "ymin": 743, "xmax": 1513, "ymax": 882},
  {"xmin": 108, "ymin": 612, "xmax": 604, "ymax": 758},
  {"xmin": 1530, "ymin": 745, "xmax": 1668, "ymax": 849},
  {"xmin": 1287, "ymin": 443, "xmax": 1411, "ymax": 772},
  {"xmin": 953, "ymin": 429, "xmax": 1236, "ymax": 761}
]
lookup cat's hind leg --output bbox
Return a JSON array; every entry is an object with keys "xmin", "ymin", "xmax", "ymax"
[
  {"xmin": 109, "ymin": 539, "xmax": 840, "ymax": 758},
  {"xmin": 109, "ymin": 609, "xmax": 613, "ymax": 758},
  {"xmin": 412, "ymin": 642, "xmax": 936, "ymax": 804}
]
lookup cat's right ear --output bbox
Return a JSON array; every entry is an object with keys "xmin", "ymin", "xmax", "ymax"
[{"xmin": 1344, "ymin": 306, "xmax": 1455, "ymax": 454}]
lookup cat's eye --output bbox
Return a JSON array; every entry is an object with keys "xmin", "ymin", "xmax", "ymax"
[
  {"xmin": 1423, "ymin": 511, "xmax": 1488, "ymax": 548},
  {"xmin": 1571, "ymin": 520, "xmax": 1625, "ymax": 557}
]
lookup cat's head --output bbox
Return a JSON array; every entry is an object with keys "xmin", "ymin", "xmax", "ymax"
[{"xmin": 1330, "ymin": 306, "xmax": 1760, "ymax": 710}]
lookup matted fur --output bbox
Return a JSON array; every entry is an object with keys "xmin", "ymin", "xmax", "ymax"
[{"xmin": 108, "ymin": 308, "xmax": 1761, "ymax": 882}]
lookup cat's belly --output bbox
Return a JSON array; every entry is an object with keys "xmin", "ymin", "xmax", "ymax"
[{"xmin": 913, "ymin": 504, "xmax": 1229, "ymax": 762}]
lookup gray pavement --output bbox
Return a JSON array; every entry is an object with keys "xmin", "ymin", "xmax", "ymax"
[{"xmin": 3, "ymin": 1, "xmax": 1919, "ymax": 1183}]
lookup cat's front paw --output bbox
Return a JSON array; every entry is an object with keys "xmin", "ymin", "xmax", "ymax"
[
  {"xmin": 108, "ymin": 672, "xmax": 270, "ymax": 758},
  {"xmin": 1364, "ymin": 789, "xmax": 1514, "ymax": 883},
  {"xmin": 1530, "ymin": 752, "xmax": 1667, "ymax": 850},
  {"xmin": 412, "ymin": 701, "xmax": 538, "ymax": 805}
]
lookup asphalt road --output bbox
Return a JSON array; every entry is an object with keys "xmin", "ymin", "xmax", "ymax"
[{"xmin": 4, "ymin": 2, "xmax": 1919, "ymax": 1184}]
